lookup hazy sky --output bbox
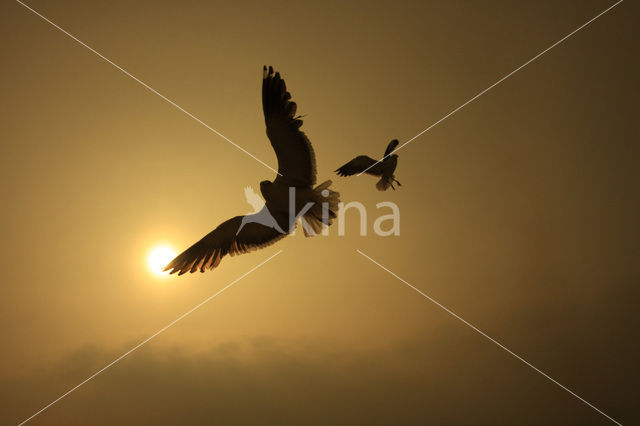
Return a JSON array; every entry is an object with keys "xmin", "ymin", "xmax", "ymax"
[{"xmin": 1, "ymin": 0, "xmax": 638, "ymax": 424}]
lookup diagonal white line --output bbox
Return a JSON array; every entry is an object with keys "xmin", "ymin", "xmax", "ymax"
[
  {"xmin": 18, "ymin": 250, "xmax": 283, "ymax": 426},
  {"xmin": 357, "ymin": 0, "xmax": 623, "ymax": 176},
  {"xmin": 356, "ymin": 249, "xmax": 622, "ymax": 426},
  {"xmin": 15, "ymin": 0, "xmax": 281, "ymax": 176}
]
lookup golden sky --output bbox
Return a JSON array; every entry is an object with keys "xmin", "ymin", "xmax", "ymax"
[{"xmin": 1, "ymin": 0, "xmax": 638, "ymax": 424}]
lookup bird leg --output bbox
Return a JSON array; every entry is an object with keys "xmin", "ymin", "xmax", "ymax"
[{"xmin": 393, "ymin": 178, "xmax": 402, "ymax": 186}]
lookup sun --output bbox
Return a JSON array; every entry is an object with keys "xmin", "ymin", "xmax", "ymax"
[{"xmin": 147, "ymin": 246, "xmax": 176, "ymax": 276}]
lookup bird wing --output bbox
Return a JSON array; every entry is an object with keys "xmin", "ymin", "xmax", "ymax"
[
  {"xmin": 262, "ymin": 66, "xmax": 317, "ymax": 187},
  {"xmin": 163, "ymin": 213, "xmax": 287, "ymax": 275},
  {"xmin": 383, "ymin": 139, "xmax": 399, "ymax": 159},
  {"xmin": 335, "ymin": 155, "xmax": 379, "ymax": 176}
]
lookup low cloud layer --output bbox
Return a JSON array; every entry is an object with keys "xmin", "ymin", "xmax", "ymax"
[{"xmin": 4, "ymin": 332, "xmax": 634, "ymax": 425}]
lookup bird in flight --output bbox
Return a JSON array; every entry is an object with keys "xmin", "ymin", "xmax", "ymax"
[
  {"xmin": 164, "ymin": 66, "xmax": 340, "ymax": 275},
  {"xmin": 335, "ymin": 139, "xmax": 402, "ymax": 190}
]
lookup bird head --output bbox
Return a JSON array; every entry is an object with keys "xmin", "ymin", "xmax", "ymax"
[{"xmin": 259, "ymin": 180, "xmax": 272, "ymax": 196}]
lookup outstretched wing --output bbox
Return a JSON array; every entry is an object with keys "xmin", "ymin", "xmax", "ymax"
[
  {"xmin": 383, "ymin": 139, "xmax": 399, "ymax": 159},
  {"xmin": 263, "ymin": 66, "xmax": 317, "ymax": 187},
  {"xmin": 163, "ymin": 214, "xmax": 287, "ymax": 275},
  {"xmin": 335, "ymin": 155, "xmax": 380, "ymax": 176}
]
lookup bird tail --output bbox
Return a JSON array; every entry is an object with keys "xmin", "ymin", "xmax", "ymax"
[
  {"xmin": 376, "ymin": 176, "xmax": 393, "ymax": 191},
  {"xmin": 301, "ymin": 180, "xmax": 341, "ymax": 236}
]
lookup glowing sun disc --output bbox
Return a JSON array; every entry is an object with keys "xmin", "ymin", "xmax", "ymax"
[{"xmin": 148, "ymin": 246, "xmax": 176, "ymax": 275}]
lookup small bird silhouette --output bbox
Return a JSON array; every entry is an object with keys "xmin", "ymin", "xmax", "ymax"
[
  {"xmin": 237, "ymin": 186, "xmax": 285, "ymax": 235},
  {"xmin": 244, "ymin": 186, "xmax": 265, "ymax": 212},
  {"xmin": 335, "ymin": 139, "xmax": 402, "ymax": 190},
  {"xmin": 163, "ymin": 66, "xmax": 340, "ymax": 275}
]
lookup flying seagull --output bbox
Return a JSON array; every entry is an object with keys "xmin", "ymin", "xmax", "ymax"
[
  {"xmin": 164, "ymin": 66, "xmax": 340, "ymax": 275},
  {"xmin": 335, "ymin": 139, "xmax": 402, "ymax": 190}
]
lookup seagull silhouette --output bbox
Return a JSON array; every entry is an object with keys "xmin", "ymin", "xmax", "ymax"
[
  {"xmin": 164, "ymin": 66, "xmax": 340, "ymax": 275},
  {"xmin": 335, "ymin": 139, "xmax": 402, "ymax": 190}
]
